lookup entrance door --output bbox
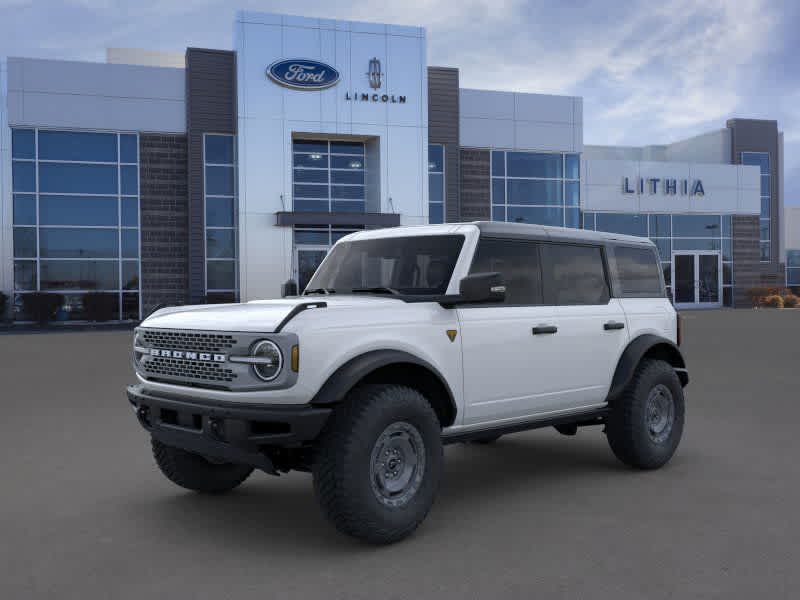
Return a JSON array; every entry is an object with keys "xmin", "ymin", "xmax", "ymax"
[
  {"xmin": 296, "ymin": 247, "xmax": 328, "ymax": 292},
  {"xmin": 672, "ymin": 251, "xmax": 721, "ymax": 309}
]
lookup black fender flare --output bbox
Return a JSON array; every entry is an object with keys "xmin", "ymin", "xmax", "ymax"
[
  {"xmin": 310, "ymin": 349, "xmax": 458, "ymax": 426},
  {"xmin": 606, "ymin": 334, "xmax": 688, "ymax": 404}
]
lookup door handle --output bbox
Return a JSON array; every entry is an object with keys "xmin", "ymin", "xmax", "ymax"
[
  {"xmin": 532, "ymin": 325, "xmax": 558, "ymax": 335},
  {"xmin": 604, "ymin": 321, "xmax": 625, "ymax": 330}
]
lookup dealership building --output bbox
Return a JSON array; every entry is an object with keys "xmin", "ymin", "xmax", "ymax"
[{"xmin": 0, "ymin": 10, "xmax": 792, "ymax": 321}]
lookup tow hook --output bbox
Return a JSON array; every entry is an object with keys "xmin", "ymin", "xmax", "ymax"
[
  {"xmin": 135, "ymin": 405, "xmax": 151, "ymax": 427},
  {"xmin": 208, "ymin": 417, "xmax": 225, "ymax": 441}
]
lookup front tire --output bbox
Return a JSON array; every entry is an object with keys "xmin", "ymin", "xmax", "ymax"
[
  {"xmin": 605, "ymin": 359, "xmax": 685, "ymax": 469},
  {"xmin": 151, "ymin": 438, "xmax": 253, "ymax": 493},
  {"xmin": 313, "ymin": 384, "xmax": 443, "ymax": 544}
]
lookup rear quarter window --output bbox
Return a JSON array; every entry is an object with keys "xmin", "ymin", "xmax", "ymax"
[{"xmin": 614, "ymin": 246, "xmax": 664, "ymax": 297}]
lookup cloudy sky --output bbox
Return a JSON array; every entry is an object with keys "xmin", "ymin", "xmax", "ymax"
[{"xmin": 2, "ymin": 0, "xmax": 798, "ymax": 204}]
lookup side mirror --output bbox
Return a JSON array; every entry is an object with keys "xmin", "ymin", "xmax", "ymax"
[{"xmin": 458, "ymin": 272, "xmax": 506, "ymax": 304}]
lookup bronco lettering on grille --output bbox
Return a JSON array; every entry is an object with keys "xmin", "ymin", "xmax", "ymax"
[{"xmin": 149, "ymin": 349, "xmax": 227, "ymax": 362}]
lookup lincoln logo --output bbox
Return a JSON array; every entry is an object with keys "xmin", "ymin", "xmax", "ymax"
[
  {"xmin": 150, "ymin": 349, "xmax": 226, "ymax": 362},
  {"xmin": 367, "ymin": 57, "xmax": 382, "ymax": 89},
  {"xmin": 266, "ymin": 59, "xmax": 341, "ymax": 90}
]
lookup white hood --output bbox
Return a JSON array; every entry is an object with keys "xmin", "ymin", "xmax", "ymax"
[{"xmin": 141, "ymin": 296, "xmax": 401, "ymax": 333}]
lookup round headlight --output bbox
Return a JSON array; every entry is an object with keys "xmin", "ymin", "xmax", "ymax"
[{"xmin": 252, "ymin": 340, "xmax": 283, "ymax": 382}]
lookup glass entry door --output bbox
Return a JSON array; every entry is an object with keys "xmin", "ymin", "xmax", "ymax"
[{"xmin": 672, "ymin": 251, "xmax": 721, "ymax": 308}]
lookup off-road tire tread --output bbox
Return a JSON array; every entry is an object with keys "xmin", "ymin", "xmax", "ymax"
[
  {"xmin": 606, "ymin": 359, "xmax": 684, "ymax": 470},
  {"xmin": 151, "ymin": 438, "xmax": 253, "ymax": 493},
  {"xmin": 313, "ymin": 384, "xmax": 442, "ymax": 544}
]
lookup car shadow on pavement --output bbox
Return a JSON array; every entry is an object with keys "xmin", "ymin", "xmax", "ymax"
[{"xmin": 127, "ymin": 430, "xmax": 671, "ymax": 552}]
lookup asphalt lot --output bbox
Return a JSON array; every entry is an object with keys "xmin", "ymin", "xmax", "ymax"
[{"xmin": 1, "ymin": 309, "xmax": 798, "ymax": 599}]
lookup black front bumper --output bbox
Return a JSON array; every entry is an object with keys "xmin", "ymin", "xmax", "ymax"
[{"xmin": 127, "ymin": 385, "xmax": 331, "ymax": 473}]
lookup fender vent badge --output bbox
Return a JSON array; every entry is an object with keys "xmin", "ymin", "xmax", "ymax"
[{"xmin": 446, "ymin": 329, "xmax": 458, "ymax": 342}]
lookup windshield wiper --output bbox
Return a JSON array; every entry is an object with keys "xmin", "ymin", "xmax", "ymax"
[
  {"xmin": 351, "ymin": 286, "xmax": 401, "ymax": 295},
  {"xmin": 304, "ymin": 288, "xmax": 336, "ymax": 295}
]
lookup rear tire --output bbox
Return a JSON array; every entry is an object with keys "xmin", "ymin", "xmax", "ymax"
[
  {"xmin": 313, "ymin": 384, "xmax": 443, "ymax": 544},
  {"xmin": 606, "ymin": 359, "xmax": 685, "ymax": 469},
  {"xmin": 151, "ymin": 438, "xmax": 253, "ymax": 494}
]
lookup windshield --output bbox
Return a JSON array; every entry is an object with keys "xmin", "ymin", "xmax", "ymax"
[{"xmin": 305, "ymin": 235, "xmax": 465, "ymax": 296}]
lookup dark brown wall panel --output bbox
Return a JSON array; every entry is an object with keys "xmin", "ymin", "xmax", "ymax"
[
  {"xmin": 186, "ymin": 48, "xmax": 237, "ymax": 303},
  {"xmin": 459, "ymin": 149, "xmax": 490, "ymax": 221},
  {"xmin": 428, "ymin": 67, "xmax": 460, "ymax": 222}
]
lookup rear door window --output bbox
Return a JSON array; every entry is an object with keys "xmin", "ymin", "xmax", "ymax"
[
  {"xmin": 540, "ymin": 243, "xmax": 610, "ymax": 305},
  {"xmin": 614, "ymin": 246, "xmax": 664, "ymax": 297},
  {"xmin": 469, "ymin": 238, "xmax": 542, "ymax": 305}
]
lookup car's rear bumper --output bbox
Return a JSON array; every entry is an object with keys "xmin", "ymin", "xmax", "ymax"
[{"xmin": 126, "ymin": 384, "xmax": 331, "ymax": 473}]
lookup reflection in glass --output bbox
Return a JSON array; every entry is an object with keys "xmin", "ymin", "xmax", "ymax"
[
  {"xmin": 206, "ymin": 229, "xmax": 236, "ymax": 259},
  {"xmin": 507, "ymin": 152, "xmax": 562, "ymax": 178},
  {"xmin": 13, "ymin": 228, "xmax": 37, "ymax": 258},
  {"xmin": 205, "ymin": 166, "xmax": 235, "ymax": 196},
  {"xmin": 40, "ymin": 195, "xmax": 118, "ymax": 226},
  {"xmin": 13, "ymin": 194, "xmax": 36, "ymax": 225},
  {"xmin": 39, "ymin": 163, "xmax": 118, "ymax": 194},
  {"xmin": 206, "ymin": 197, "xmax": 234, "ymax": 227},
  {"xmin": 207, "ymin": 260, "xmax": 236, "ymax": 290},
  {"xmin": 204, "ymin": 135, "xmax": 234, "ymax": 164},
  {"xmin": 40, "ymin": 261, "xmax": 119, "ymax": 290},
  {"xmin": 38, "ymin": 130, "xmax": 117, "ymax": 162},
  {"xmin": 14, "ymin": 261, "xmax": 36, "ymax": 291},
  {"xmin": 507, "ymin": 179, "xmax": 562, "ymax": 206},
  {"xmin": 39, "ymin": 228, "xmax": 118, "ymax": 258}
]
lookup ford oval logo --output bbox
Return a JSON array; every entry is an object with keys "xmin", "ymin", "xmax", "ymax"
[{"xmin": 267, "ymin": 59, "xmax": 340, "ymax": 90}]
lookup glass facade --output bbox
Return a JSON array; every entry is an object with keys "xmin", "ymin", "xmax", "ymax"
[
  {"xmin": 428, "ymin": 144, "xmax": 444, "ymax": 224},
  {"xmin": 787, "ymin": 250, "xmax": 800, "ymax": 287},
  {"xmin": 11, "ymin": 128, "xmax": 140, "ymax": 320},
  {"xmin": 584, "ymin": 212, "xmax": 734, "ymax": 306},
  {"xmin": 742, "ymin": 152, "xmax": 770, "ymax": 261},
  {"xmin": 292, "ymin": 140, "xmax": 365, "ymax": 213},
  {"xmin": 491, "ymin": 150, "xmax": 580, "ymax": 228},
  {"xmin": 204, "ymin": 134, "xmax": 238, "ymax": 301}
]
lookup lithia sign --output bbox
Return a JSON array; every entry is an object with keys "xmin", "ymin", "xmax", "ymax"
[
  {"xmin": 267, "ymin": 57, "xmax": 406, "ymax": 103},
  {"xmin": 623, "ymin": 177, "xmax": 705, "ymax": 196}
]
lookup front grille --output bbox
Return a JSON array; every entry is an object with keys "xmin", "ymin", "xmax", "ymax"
[
  {"xmin": 141, "ymin": 330, "xmax": 238, "ymax": 353},
  {"xmin": 144, "ymin": 356, "xmax": 238, "ymax": 383}
]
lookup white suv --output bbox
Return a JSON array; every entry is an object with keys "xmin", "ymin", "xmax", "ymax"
[{"xmin": 127, "ymin": 222, "xmax": 688, "ymax": 544}]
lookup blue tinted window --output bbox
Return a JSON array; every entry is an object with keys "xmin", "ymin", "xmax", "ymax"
[
  {"xmin": 205, "ymin": 166, "xmax": 235, "ymax": 195},
  {"xmin": 120, "ymin": 135, "xmax": 138, "ymax": 163},
  {"xmin": 12, "ymin": 129, "xmax": 35, "ymax": 159},
  {"xmin": 331, "ymin": 185, "xmax": 364, "ymax": 200},
  {"xmin": 206, "ymin": 197, "xmax": 234, "ymax": 227},
  {"xmin": 429, "ymin": 203, "xmax": 444, "ymax": 224},
  {"xmin": 788, "ymin": 268, "xmax": 800, "ymax": 285},
  {"xmin": 40, "ymin": 195, "xmax": 118, "ymax": 226},
  {"xmin": 207, "ymin": 260, "xmax": 236, "ymax": 290},
  {"xmin": 428, "ymin": 145, "xmax": 444, "ymax": 172},
  {"xmin": 330, "ymin": 141, "xmax": 364, "ymax": 155},
  {"xmin": 507, "ymin": 180, "xmax": 562, "ymax": 205},
  {"xmin": 565, "ymin": 207, "xmax": 580, "ymax": 229},
  {"xmin": 294, "ymin": 199, "xmax": 328, "ymax": 212},
  {"xmin": 787, "ymin": 250, "xmax": 800, "ymax": 268},
  {"xmin": 12, "ymin": 161, "xmax": 36, "ymax": 192},
  {"xmin": 565, "ymin": 154, "xmax": 580, "ymax": 179},
  {"xmin": 207, "ymin": 229, "xmax": 236, "ymax": 258},
  {"xmin": 596, "ymin": 213, "xmax": 647, "ymax": 237},
  {"xmin": 122, "ymin": 261, "xmax": 139, "ymax": 290},
  {"xmin": 121, "ymin": 198, "xmax": 139, "ymax": 227},
  {"xmin": 722, "ymin": 238, "xmax": 732, "ymax": 261},
  {"xmin": 294, "ymin": 153, "xmax": 329, "ymax": 168},
  {"xmin": 14, "ymin": 261, "xmax": 37, "ymax": 291},
  {"xmin": 331, "ymin": 201, "xmax": 366, "ymax": 213},
  {"xmin": 331, "ymin": 170, "xmax": 364, "ymax": 185},
  {"xmin": 507, "ymin": 152, "xmax": 562, "ymax": 178},
  {"xmin": 673, "ymin": 238, "xmax": 721, "ymax": 252},
  {"xmin": 121, "ymin": 229, "xmax": 139, "ymax": 258},
  {"xmin": 39, "ymin": 163, "xmax": 118, "ymax": 194},
  {"xmin": 649, "ymin": 214, "xmax": 671, "ymax": 237},
  {"xmin": 40, "ymin": 228, "xmax": 118, "ymax": 258},
  {"xmin": 13, "ymin": 228, "xmax": 37, "ymax": 258},
  {"xmin": 507, "ymin": 206, "xmax": 563, "ymax": 226},
  {"xmin": 760, "ymin": 242, "xmax": 770, "ymax": 261},
  {"xmin": 565, "ymin": 181, "xmax": 579, "ymax": 206},
  {"xmin": 331, "ymin": 155, "xmax": 362, "ymax": 169},
  {"xmin": 205, "ymin": 135, "xmax": 234, "ymax": 164},
  {"xmin": 294, "ymin": 169, "xmax": 329, "ymax": 183},
  {"xmin": 491, "ymin": 151, "xmax": 505, "ymax": 177},
  {"xmin": 492, "ymin": 179, "xmax": 505, "ymax": 205},
  {"xmin": 741, "ymin": 152, "xmax": 769, "ymax": 174},
  {"xmin": 492, "ymin": 206, "xmax": 506, "ymax": 222},
  {"xmin": 121, "ymin": 165, "xmax": 138, "ymax": 195},
  {"xmin": 40, "ymin": 260, "xmax": 119, "ymax": 290},
  {"xmin": 652, "ymin": 238, "xmax": 671, "ymax": 261},
  {"xmin": 721, "ymin": 215, "xmax": 732, "ymax": 237},
  {"xmin": 761, "ymin": 197, "xmax": 770, "ymax": 218},
  {"xmin": 759, "ymin": 220, "xmax": 770, "ymax": 241},
  {"xmin": 429, "ymin": 174, "xmax": 444, "ymax": 204},
  {"xmin": 583, "ymin": 212, "xmax": 595, "ymax": 230},
  {"xmin": 760, "ymin": 175, "xmax": 770, "ymax": 197},
  {"xmin": 673, "ymin": 214, "xmax": 721, "ymax": 237},
  {"xmin": 38, "ymin": 131, "xmax": 117, "ymax": 162},
  {"xmin": 294, "ymin": 230, "xmax": 329, "ymax": 245},
  {"xmin": 294, "ymin": 184, "xmax": 329, "ymax": 199},
  {"xmin": 293, "ymin": 140, "xmax": 328, "ymax": 154},
  {"xmin": 13, "ymin": 194, "xmax": 36, "ymax": 225}
]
